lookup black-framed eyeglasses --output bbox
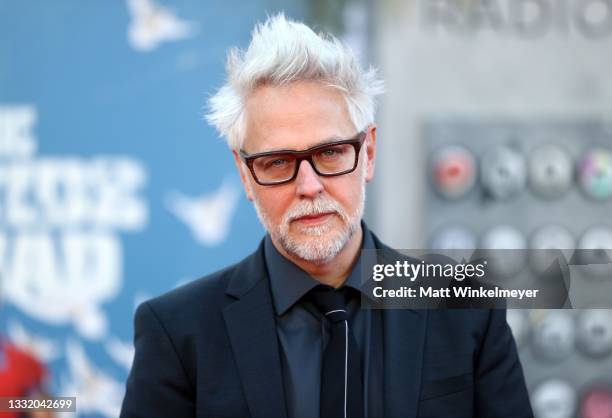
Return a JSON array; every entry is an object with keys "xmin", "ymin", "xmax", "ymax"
[{"xmin": 239, "ymin": 131, "xmax": 367, "ymax": 186}]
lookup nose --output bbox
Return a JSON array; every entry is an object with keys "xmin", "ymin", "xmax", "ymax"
[{"xmin": 295, "ymin": 159, "xmax": 324, "ymax": 198}]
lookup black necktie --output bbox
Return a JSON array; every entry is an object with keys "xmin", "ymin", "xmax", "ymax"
[{"xmin": 309, "ymin": 285, "xmax": 364, "ymax": 418}]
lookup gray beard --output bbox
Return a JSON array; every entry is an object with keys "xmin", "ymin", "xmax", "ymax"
[{"xmin": 252, "ymin": 181, "xmax": 366, "ymax": 264}]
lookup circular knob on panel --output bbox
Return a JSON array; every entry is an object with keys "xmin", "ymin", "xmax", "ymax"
[
  {"xmin": 580, "ymin": 385, "xmax": 612, "ymax": 418},
  {"xmin": 578, "ymin": 148, "xmax": 612, "ymax": 201},
  {"xmin": 531, "ymin": 379, "xmax": 577, "ymax": 418},
  {"xmin": 528, "ymin": 144, "xmax": 574, "ymax": 199},
  {"xmin": 529, "ymin": 224, "xmax": 575, "ymax": 275},
  {"xmin": 576, "ymin": 309, "xmax": 612, "ymax": 358},
  {"xmin": 481, "ymin": 146, "xmax": 527, "ymax": 200},
  {"xmin": 577, "ymin": 225, "xmax": 612, "ymax": 279},
  {"xmin": 430, "ymin": 225, "xmax": 477, "ymax": 250},
  {"xmin": 481, "ymin": 225, "xmax": 527, "ymax": 278},
  {"xmin": 430, "ymin": 145, "xmax": 477, "ymax": 200},
  {"xmin": 531, "ymin": 311, "xmax": 575, "ymax": 361}
]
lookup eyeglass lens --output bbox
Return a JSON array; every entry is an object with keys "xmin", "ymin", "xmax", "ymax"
[{"xmin": 252, "ymin": 142, "xmax": 357, "ymax": 183}]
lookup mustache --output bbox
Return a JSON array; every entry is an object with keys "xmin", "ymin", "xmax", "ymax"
[{"xmin": 284, "ymin": 198, "xmax": 348, "ymax": 223}]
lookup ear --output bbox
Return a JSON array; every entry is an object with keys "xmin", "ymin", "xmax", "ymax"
[
  {"xmin": 233, "ymin": 150, "xmax": 255, "ymax": 201},
  {"xmin": 364, "ymin": 124, "xmax": 377, "ymax": 183}
]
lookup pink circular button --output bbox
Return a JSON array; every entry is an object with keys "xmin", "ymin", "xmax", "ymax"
[
  {"xmin": 431, "ymin": 146, "xmax": 477, "ymax": 200},
  {"xmin": 581, "ymin": 386, "xmax": 612, "ymax": 418}
]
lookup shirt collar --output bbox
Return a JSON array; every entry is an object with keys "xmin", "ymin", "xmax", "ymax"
[{"xmin": 264, "ymin": 222, "xmax": 377, "ymax": 316}]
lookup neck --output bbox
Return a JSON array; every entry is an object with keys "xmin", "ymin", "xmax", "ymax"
[{"xmin": 272, "ymin": 225, "xmax": 363, "ymax": 288}]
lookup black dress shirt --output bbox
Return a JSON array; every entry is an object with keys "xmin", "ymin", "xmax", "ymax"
[{"xmin": 264, "ymin": 225, "xmax": 383, "ymax": 418}]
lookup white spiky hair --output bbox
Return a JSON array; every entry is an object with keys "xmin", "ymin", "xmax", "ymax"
[{"xmin": 205, "ymin": 13, "xmax": 384, "ymax": 150}]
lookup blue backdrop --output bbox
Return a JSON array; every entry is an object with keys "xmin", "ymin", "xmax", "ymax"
[{"xmin": 0, "ymin": 1, "xmax": 307, "ymax": 416}]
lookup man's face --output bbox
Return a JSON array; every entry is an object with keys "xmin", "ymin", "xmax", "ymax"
[{"xmin": 234, "ymin": 81, "xmax": 377, "ymax": 264}]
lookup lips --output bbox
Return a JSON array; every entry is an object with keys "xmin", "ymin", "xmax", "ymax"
[{"xmin": 293, "ymin": 212, "xmax": 334, "ymax": 225}]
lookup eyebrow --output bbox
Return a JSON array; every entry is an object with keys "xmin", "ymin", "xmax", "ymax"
[
  {"xmin": 301, "ymin": 136, "xmax": 346, "ymax": 150},
  {"xmin": 248, "ymin": 135, "xmax": 350, "ymax": 154}
]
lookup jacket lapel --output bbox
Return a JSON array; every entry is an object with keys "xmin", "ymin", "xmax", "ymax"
[{"xmin": 222, "ymin": 242, "xmax": 288, "ymax": 418}]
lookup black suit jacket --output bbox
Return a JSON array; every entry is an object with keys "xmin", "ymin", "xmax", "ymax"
[{"xmin": 120, "ymin": 235, "xmax": 533, "ymax": 418}]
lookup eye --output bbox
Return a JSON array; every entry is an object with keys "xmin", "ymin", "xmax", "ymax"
[
  {"xmin": 319, "ymin": 147, "xmax": 343, "ymax": 158},
  {"xmin": 322, "ymin": 149, "xmax": 337, "ymax": 157},
  {"xmin": 266, "ymin": 158, "xmax": 288, "ymax": 168}
]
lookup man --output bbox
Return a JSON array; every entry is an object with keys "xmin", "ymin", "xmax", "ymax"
[{"xmin": 120, "ymin": 14, "xmax": 533, "ymax": 418}]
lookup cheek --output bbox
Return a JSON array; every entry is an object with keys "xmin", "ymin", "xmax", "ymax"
[
  {"xmin": 254, "ymin": 186, "xmax": 294, "ymax": 219},
  {"xmin": 325, "ymin": 175, "xmax": 364, "ymax": 211}
]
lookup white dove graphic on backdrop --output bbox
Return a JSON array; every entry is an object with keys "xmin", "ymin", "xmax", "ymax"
[
  {"xmin": 166, "ymin": 178, "xmax": 241, "ymax": 246},
  {"xmin": 105, "ymin": 337, "xmax": 135, "ymax": 372},
  {"xmin": 61, "ymin": 340, "xmax": 124, "ymax": 418},
  {"xmin": 7, "ymin": 320, "xmax": 60, "ymax": 363},
  {"xmin": 127, "ymin": 0, "xmax": 197, "ymax": 52}
]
